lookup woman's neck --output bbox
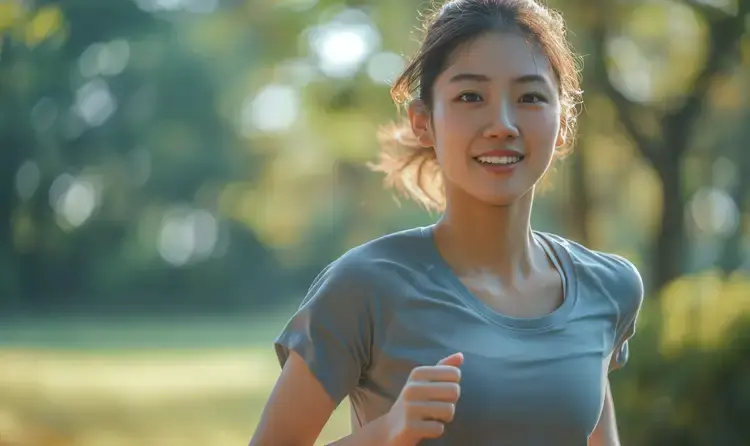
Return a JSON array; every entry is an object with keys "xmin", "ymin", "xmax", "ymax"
[{"xmin": 433, "ymin": 186, "xmax": 545, "ymax": 282}]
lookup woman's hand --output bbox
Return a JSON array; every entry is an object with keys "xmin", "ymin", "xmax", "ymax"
[{"xmin": 384, "ymin": 353, "xmax": 464, "ymax": 445}]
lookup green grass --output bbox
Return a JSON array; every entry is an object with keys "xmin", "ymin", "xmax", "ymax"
[{"xmin": 0, "ymin": 315, "xmax": 352, "ymax": 446}]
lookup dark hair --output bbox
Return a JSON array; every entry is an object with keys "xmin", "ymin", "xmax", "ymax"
[{"xmin": 370, "ymin": 0, "xmax": 583, "ymax": 211}]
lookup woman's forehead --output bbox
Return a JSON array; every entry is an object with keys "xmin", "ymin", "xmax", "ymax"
[{"xmin": 437, "ymin": 32, "xmax": 554, "ymax": 84}]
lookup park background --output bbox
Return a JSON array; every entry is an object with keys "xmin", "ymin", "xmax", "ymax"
[{"xmin": 0, "ymin": 0, "xmax": 749, "ymax": 445}]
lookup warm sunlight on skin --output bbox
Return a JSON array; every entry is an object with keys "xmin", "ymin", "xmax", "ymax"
[
  {"xmin": 589, "ymin": 380, "xmax": 620, "ymax": 446},
  {"xmin": 409, "ymin": 33, "xmax": 565, "ymax": 208},
  {"xmin": 250, "ymin": 25, "xmax": 635, "ymax": 446}
]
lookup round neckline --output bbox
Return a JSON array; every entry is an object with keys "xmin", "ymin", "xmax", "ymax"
[{"xmin": 420, "ymin": 225, "xmax": 578, "ymax": 332}]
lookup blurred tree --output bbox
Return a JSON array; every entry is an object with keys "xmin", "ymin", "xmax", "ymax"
[
  {"xmin": 0, "ymin": 0, "xmax": 281, "ymax": 312},
  {"xmin": 0, "ymin": 0, "xmax": 748, "ymax": 315},
  {"xmin": 616, "ymin": 312, "xmax": 750, "ymax": 446},
  {"xmin": 718, "ymin": 108, "xmax": 750, "ymax": 274},
  {"xmin": 589, "ymin": 0, "xmax": 750, "ymax": 292}
]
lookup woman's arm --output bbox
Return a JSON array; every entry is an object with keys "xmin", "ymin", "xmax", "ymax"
[
  {"xmin": 249, "ymin": 351, "xmax": 389, "ymax": 446},
  {"xmin": 588, "ymin": 378, "xmax": 621, "ymax": 446},
  {"xmin": 250, "ymin": 351, "xmax": 337, "ymax": 446}
]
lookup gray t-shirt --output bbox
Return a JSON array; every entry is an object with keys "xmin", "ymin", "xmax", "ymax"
[{"xmin": 275, "ymin": 225, "xmax": 643, "ymax": 446}]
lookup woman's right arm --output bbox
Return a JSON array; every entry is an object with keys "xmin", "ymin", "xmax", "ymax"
[
  {"xmin": 249, "ymin": 350, "xmax": 464, "ymax": 446},
  {"xmin": 249, "ymin": 350, "xmax": 390, "ymax": 446},
  {"xmin": 250, "ymin": 259, "xmax": 461, "ymax": 445}
]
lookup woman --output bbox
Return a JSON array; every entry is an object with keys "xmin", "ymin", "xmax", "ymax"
[{"xmin": 250, "ymin": 0, "xmax": 643, "ymax": 445}]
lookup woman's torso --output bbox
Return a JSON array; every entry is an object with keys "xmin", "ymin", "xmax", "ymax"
[{"xmin": 344, "ymin": 226, "xmax": 631, "ymax": 446}]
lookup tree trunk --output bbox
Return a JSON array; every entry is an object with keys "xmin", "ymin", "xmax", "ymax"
[
  {"xmin": 718, "ymin": 113, "xmax": 750, "ymax": 274},
  {"xmin": 568, "ymin": 145, "xmax": 592, "ymax": 246},
  {"xmin": 0, "ymin": 37, "xmax": 24, "ymax": 301},
  {"xmin": 719, "ymin": 186, "xmax": 747, "ymax": 275},
  {"xmin": 654, "ymin": 158, "xmax": 687, "ymax": 289},
  {"xmin": 589, "ymin": 0, "xmax": 749, "ymax": 293}
]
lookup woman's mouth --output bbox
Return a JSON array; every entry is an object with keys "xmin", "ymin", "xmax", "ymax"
[{"xmin": 474, "ymin": 155, "xmax": 524, "ymax": 165}]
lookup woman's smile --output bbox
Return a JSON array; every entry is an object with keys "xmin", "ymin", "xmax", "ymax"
[{"xmin": 473, "ymin": 148, "xmax": 526, "ymax": 174}]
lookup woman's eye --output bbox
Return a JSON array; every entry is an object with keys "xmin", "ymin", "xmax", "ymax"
[
  {"xmin": 457, "ymin": 92, "xmax": 483, "ymax": 103},
  {"xmin": 520, "ymin": 93, "xmax": 547, "ymax": 104}
]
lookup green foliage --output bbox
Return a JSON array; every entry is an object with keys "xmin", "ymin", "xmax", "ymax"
[
  {"xmin": 0, "ymin": 1, "xmax": 748, "ymax": 443},
  {"xmin": 614, "ymin": 313, "xmax": 750, "ymax": 446},
  {"xmin": 1, "ymin": 0, "xmax": 747, "ymax": 312}
]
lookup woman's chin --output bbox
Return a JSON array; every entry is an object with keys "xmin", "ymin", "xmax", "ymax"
[
  {"xmin": 444, "ymin": 176, "xmax": 539, "ymax": 209},
  {"xmin": 469, "ymin": 189, "xmax": 534, "ymax": 208},
  {"xmin": 468, "ymin": 179, "xmax": 536, "ymax": 207}
]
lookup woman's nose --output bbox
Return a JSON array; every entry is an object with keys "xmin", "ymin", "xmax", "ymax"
[{"xmin": 482, "ymin": 101, "xmax": 519, "ymax": 140}]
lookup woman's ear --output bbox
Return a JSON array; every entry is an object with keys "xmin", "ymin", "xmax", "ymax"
[{"xmin": 407, "ymin": 99, "xmax": 435, "ymax": 148}]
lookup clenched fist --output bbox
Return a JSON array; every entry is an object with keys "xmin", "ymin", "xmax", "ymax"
[{"xmin": 384, "ymin": 352, "xmax": 464, "ymax": 445}]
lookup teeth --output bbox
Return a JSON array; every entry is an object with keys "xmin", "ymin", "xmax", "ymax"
[{"xmin": 476, "ymin": 155, "xmax": 522, "ymax": 165}]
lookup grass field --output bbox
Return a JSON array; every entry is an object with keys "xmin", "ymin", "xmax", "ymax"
[{"xmin": 0, "ymin": 315, "xmax": 352, "ymax": 446}]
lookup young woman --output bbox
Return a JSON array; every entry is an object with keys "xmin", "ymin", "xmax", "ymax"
[{"xmin": 250, "ymin": 0, "xmax": 643, "ymax": 445}]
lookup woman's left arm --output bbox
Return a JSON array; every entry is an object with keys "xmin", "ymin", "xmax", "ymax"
[
  {"xmin": 591, "ymin": 256, "xmax": 642, "ymax": 446},
  {"xmin": 588, "ymin": 378, "xmax": 621, "ymax": 446}
]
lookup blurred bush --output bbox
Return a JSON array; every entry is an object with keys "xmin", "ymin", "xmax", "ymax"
[{"xmin": 614, "ymin": 273, "xmax": 750, "ymax": 446}]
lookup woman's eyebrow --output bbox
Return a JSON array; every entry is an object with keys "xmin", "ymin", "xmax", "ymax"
[{"xmin": 448, "ymin": 72, "xmax": 551, "ymax": 87}]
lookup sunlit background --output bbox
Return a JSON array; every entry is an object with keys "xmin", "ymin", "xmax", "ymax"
[{"xmin": 1, "ymin": 0, "xmax": 749, "ymax": 445}]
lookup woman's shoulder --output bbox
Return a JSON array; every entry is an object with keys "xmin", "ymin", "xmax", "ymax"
[
  {"xmin": 539, "ymin": 232, "xmax": 644, "ymax": 303},
  {"xmin": 307, "ymin": 226, "xmax": 433, "ymax": 297},
  {"xmin": 332, "ymin": 225, "xmax": 431, "ymax": 267}
]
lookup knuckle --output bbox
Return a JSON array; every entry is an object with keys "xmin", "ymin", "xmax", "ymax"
[
  {"xmin": 402, "ymin": 383, "xmax": 419, "ymax": 400},
  {"xmin": 425, "ymin": 421, "xmax": 445, "ymax": 438},
  {"xmin": 446, "ymin": 403, "xmax": 456, "ymax": 421},
  {"xmin": 452, "ymin": 368, "xmax": 462, "ymax": 381},
  {"xmin": 450, "ymin": 383, "xmax": 461, "ymax": 400},
  {"xmin": 407, "ymin": 420, "xmax": 423, "ymax": 436},
  {"xmin": 404, "ymin": 401, "xmax": 419, "ymax": 418},
  {"xmin": 436, "ymin": 366, "xmax": 459, "ymax": 382},
  {"xmin": 409, "ymin": 365, "xmax": 428, "ymax": 379}
]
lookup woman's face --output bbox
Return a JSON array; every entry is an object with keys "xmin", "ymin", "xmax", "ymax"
[{"xmin": 409, "ymin": 31, "xmax": 564, "ymax": 207}]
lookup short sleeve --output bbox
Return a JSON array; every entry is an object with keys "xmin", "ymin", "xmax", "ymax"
[
  {"xmin": 608, "ymin": 256, "xmax": 644, "ymax": 372},
  {"xmin": 274, "ymin": 258, "xmax": 375, "ymax": 405},
  {"xmin": 610, "ymin": 321, "xmax": 635, "ymax": 371}
]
